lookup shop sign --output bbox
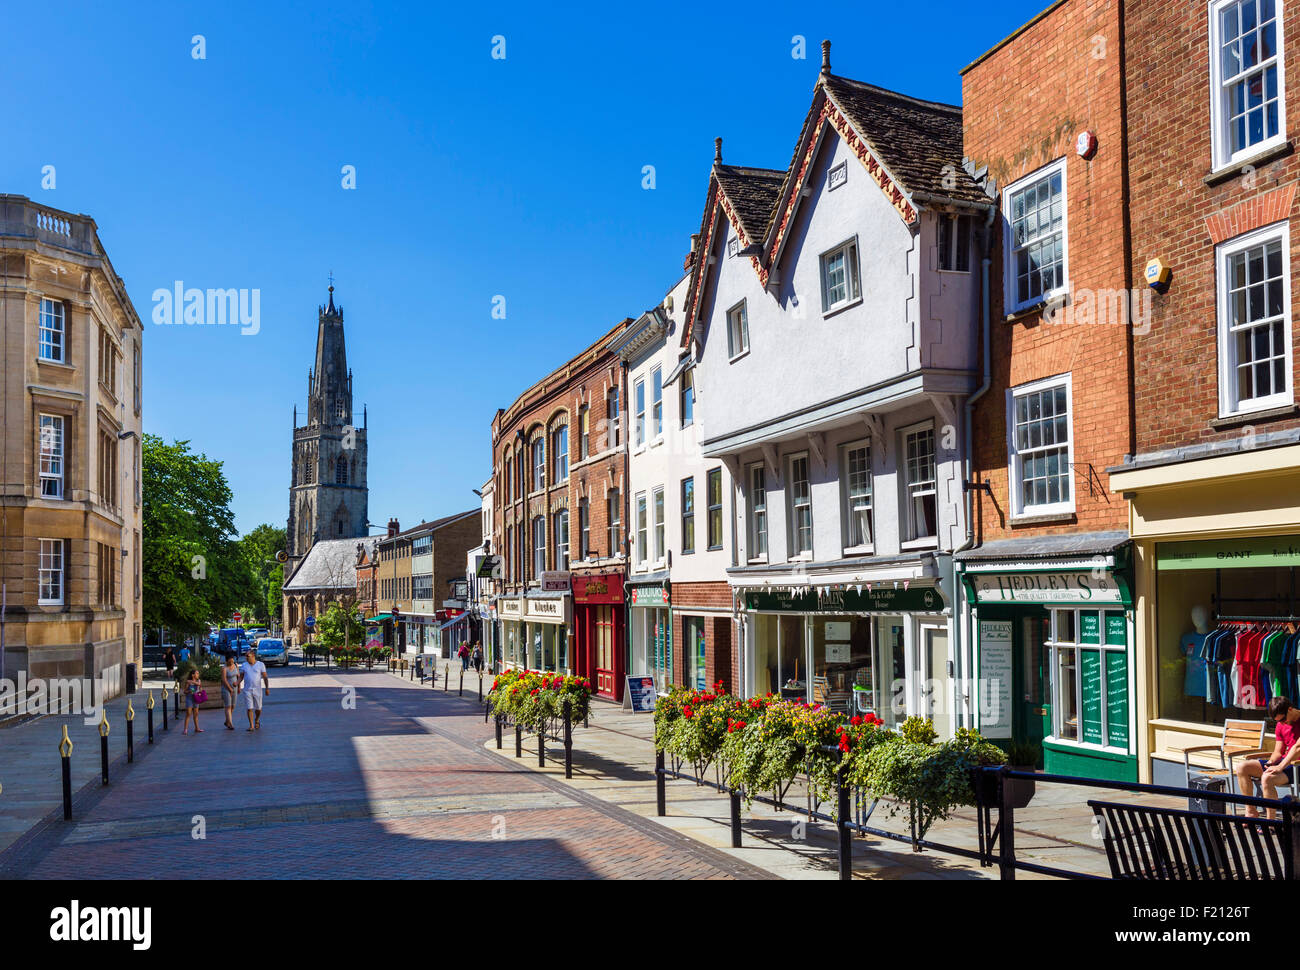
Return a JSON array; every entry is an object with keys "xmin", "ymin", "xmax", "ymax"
[
  {"xmin": 622, "ymin": 675, "xmax": 657, "ymax": 713},
  {"xmin": 540, "ymin": 570, "xmax": 571, "ymax": 592},
  {"xmin": 1156, "ymin": 535, "xmax": 1300, "ymax": 570},
  {"xmin": 630, "ymin": 585, "xmax": 669, "ymax": 607},
  {"xmin": 525, "ymin": 597, "xmax": 567, "ymax": 623},
  {"xmin": 967, "ymin": 570, "xmax": 1125, "ymax": 605},
  {"xmin": 573, "ymin": 573, "xmax": 624, "ymax": 604},
  {"xmin": 744, "ymin": 584, "xmax": 944, "ymax": 614},
  {"xmin": 499, "ymin": 598, "xmax": 522, "ymax": 618},
  {"xmin": 978, "ymin": 620, "xmax": 1013, "ymax": 739}
]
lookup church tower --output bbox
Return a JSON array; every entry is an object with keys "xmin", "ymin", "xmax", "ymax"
[{"xmin": 286, "ymin": 284, "xmax": 369, "ymax": 574}]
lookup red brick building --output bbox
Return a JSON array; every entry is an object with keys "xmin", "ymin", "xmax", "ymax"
[
  {"xmin": 958, "ymin": 0, "xmax": 1139, "ymax": 781},
  {"xmin": 1113, "ymin": 0, "xmax": 1300, "ymax": 784},
  {"xmin": 491, "ymin": 320, "xmax": 631, "ymax": 700}
]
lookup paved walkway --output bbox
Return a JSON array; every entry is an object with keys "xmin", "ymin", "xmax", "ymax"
[{"xmin": 0, "ymin": 665, "xmax": 769, "ymax": 879}]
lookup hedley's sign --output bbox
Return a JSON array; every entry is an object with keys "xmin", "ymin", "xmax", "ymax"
[{"xmin": 969, "ymin": 570, "xmax": 1125, "ymax": 605}]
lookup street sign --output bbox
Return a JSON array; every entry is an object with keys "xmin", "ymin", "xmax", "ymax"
[
  {"xmin": 233, "ymin": 611, "xmax": 242, "ymax": 624},
  {"xmin": 304, "ymin": 615, "xmax": 315, "ymax": 629}
]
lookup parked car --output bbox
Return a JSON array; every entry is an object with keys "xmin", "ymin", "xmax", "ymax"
[{"xmin": 254, "ymin": 638, "xmax": 289, "ymax": 666}]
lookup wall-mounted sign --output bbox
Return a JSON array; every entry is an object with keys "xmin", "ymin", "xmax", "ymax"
[
  {"xmin": 525, "ymin": 597, "xmax": 568, "ymax": 624},
  {"xmin": 573, "ymin": 573, "xmax": 624, "ymax": 605},
  {"xmin": 499, "ymin": 598, "xmax": 522, "ymax": 618},
  {"xmin": 630, "ymin": 585, "xmax": 669, "ymax": 608},
  {"xmin": 979, "ymin": 620, "xmax": 1013, "ymax": 739},
  {"xmin": 967, "ymin": 570, "xmax": 1127, "ymax": 606},
  {"xmin": 1157, "ymin": 535, "xmax": 1300, "ymax": 571},
  {"xmin": 744, "ymin": 584, "xmax": 945, "ymax": 614},
  {"xmin": 540, "ymin": 570, "xmax": 571, "ymax": 592}
]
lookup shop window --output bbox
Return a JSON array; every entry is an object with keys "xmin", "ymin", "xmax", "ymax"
[
  {"xmin": 810, "ymin": 615, "xmax": 874, "ymax": 716},
  {"xmin": 685, "ymin": 616, "xmax": 706, "ymax": 691},
  {"xmin": 1004, "ymin": 159, "xmax": 1067, "ymax": 312},
  {"xmin": 1047, "ymin": 608, "xmax": 1128, "ymax": 748},
  {"xmin": 1210, "ymin": 0, "xmax": 1285, "ymax": 170},
  {"xmin": 1217, "ymin": 224, "xmax": 1292, "ymax": 416},
  {"xmin": 1008, "ymin": 375, "xmax": 1074, "ymax": 516},
  {"xmin": 842, "ymin": 441, "xmax": 873, "ymax": 552},
  {"xmin": 902, "ymin": 424, "xmax": 937, "ymax": 543}
]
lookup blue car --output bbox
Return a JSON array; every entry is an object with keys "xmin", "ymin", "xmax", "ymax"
[{"xmin": 254, "ymin": 638, "xmax": 288, "ymax": 667}]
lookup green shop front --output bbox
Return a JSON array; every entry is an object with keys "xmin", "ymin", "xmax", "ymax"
[
  {"xmin": 739, "ymin": 581, "xmax": 954, "ymax": 735},
  {"xmin": 627, "ymin": 572, "xmax": 672, "ymax": 691},
  {"xmin": 956, "ymin": 533, "xmax": 1137, "ymax": 782}
]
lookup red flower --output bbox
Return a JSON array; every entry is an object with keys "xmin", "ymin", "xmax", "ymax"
[
  {"xmin": 683, "ymin": 705, "xmax": 694, "ymax": 719},
  {"xmin": 850, "ymin": 715, "xmax": 862, "ymax": 727},
  {"xmin": 838, "ymin": 733, "xmax": 851, "ymax": 753}
]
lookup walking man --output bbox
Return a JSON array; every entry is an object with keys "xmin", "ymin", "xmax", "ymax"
[{"xmin": 239, "ymin": 648, "xmax": 269, "ymax": 732}]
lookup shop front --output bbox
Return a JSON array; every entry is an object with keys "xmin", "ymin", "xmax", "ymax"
[
  {"xmin": 522, "ymin": 591, "xmax": 571, "ymax": 674},
  {"xmin": 572, "ymin": 573, "xmax": 625, "ymax": 701},
  {"xmin": 957, "ymin": 534, "xmax": 1137, "ymax": 782},
  {"xmin": 499, "ymin": 596, "xmax": 525, "ymax": 669},
  {"xmin": 1111, "ymin": 444, "xmax": 1300, "ymax": 785},
  {"xmin": 740, "ymin": 583, "xmax": 953, "ymax": 735},
  {"xmin": 628, "ymin": 574, "xmax": 672, "ymax": 693}
]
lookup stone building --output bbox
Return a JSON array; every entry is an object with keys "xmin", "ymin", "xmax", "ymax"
[
  {"xmin": 286, "ymin": 285, "xmax": 369, "ymax": 576},
  {"xmin": 0, "ymin": 195, "xmax": 144, "ymax": 697}
]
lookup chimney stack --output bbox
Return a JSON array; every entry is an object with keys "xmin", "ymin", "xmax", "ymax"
[{"xmin": 387, "ymin": 518, "xmax": 400, "ymax": 537}]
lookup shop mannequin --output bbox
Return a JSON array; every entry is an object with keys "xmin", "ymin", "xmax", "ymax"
[{"xmin": 1182, "ymin": 605, "xmax": 1210, "ymax": 699}]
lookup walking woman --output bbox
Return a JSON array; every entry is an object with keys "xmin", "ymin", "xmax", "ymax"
[
  {"xmin": 164, "ymin": 645, "xmax": 176, "ymax": 680},
  {"xmin": 221, "ymin": 655, "xmax": 240, "ymax": 730},
  {"xmin": 182, "ymin": 668, "xmax": 204, "ymax": 734}
]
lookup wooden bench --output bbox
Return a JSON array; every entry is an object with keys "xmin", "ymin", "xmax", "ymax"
[
  {"xmin": 1179, "ymin": 719, "xmax": 1268, "ymax": 809},
  {"xmin": 1088, "ymin": 798, "xmax": 1300, "ymax": 879}
]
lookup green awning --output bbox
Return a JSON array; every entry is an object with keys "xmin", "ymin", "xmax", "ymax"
[{"xmin": 365, "ymin": 613, "xmax": 393, "ymax": 623}]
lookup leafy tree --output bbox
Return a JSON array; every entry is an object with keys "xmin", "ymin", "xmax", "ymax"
[
  {"xmin": 142, "ymin": 435, "xmax": 255, "ymax": 637},
  {"xmin": 266, "ymin": 564, "xmax": 283, "ymax": 624},
  {"xmin": 237, "ymin": 523, "xmax": 286, "ymax": 624},
  {"xmin": 314, "ymin": 601, "xmax": 365, "ymax": 648}
]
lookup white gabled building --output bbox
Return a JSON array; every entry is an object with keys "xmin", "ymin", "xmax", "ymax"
[{"xmin": 684, "ymin": 44, "xmax": 995, "ymax": 737}]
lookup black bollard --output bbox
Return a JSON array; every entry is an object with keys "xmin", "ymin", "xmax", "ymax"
[
  {"xmin": 126, "ymin": 702, "xmax": 134, "ymax": 764},
  {"xmin": 100, "ymin": 735, "xmax": 109, "ymax": 786},
  {"xmin": 483, "ymin": 700, "xmax": 489, "ymax": 723},
  {"xmin": 59, "ymin": 727, "xmax": 73, "ymax": 821},
  {"xmin": 515, "ymin": 724, "xmax": 522, "ymax": 758},
  {"xmin": 162, "ymin": 688, "xmax": 169, "ymax": 731},
  {"xmin": 147, "ymin": 705, "xmax": 154, "ymax": 744},
  {"xmin": 495, "ymin": 715, "xmax": 503, "ymax": 749},
  {"xmin": 459, "ymin": 668, "xmax": 464, "ymax": 697},
  {"xmin": 655, "ymin": 749, "xmax": 666, "ymax": 817},
  {"xmin": 478, "ymin": 674, "xmax": 483, "ymax": 702},
  {"xmin": 563, "ymin": 699, "xmax": 573, "ymax": 779},
  {"xmin": 173, "ymin": 687, "xmax": 179, "ymax": 719},
  {"xmin": 538, "ymin": 723, "xmax": 545, "ymax": 768},
  {"xmin": 730, "ymin": 789, "xmax": 742, "ymax": 848},
  {"xmin": 409, "ymin": 660, "xmax": 414, "ymax": 681},
  {"xmin": 836, "ymin": 751, "xmax": 852, "ymax": 881},
  {"xmin": 444, "ymin": 666, "xmax": 449, "ymax": 692}
]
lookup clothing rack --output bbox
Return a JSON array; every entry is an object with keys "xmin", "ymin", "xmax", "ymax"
[{"xmin": 1216, "ymin": 615, "xmax": 1300, "ymax": 623}]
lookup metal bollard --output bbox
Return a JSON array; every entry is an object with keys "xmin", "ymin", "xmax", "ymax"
[
  {"xmin": 730, "ymin": 789, "xmax": 743, "ymax": 848},
  {"xmin": 125, "ymin": 699, "xmax": 135, "ymax": 764},
  {"xmin": 478, "ymin": 674, "xmax": 483, "ymax": 702},
  {"xmin": 162, "ymin": 687, "xmax": 169, "ymax": 731},
  {"xmin": 459, "ymin": 668, "xmax": 464, "ymax": 697},
  {"xmin": 495, "ymin": 716, "xmax": 503, "ymax": 749},
  {"xmin": 483, "ymin": 700, "xmax": 489, "ymax": 723},
  {"xmin": 59, "ymin": 727, "xmax": 73, "ymax": 820},
  {"xmin": 173, "ymin": 686, "xmax": 179, "ymax": 719},
  {"xmin": 998, "ymin": 766, "xmax": 1017, "ymax": 881},
  {"xmin": 538, "ymin": 723, "xmax": 545, "ymax": 768},
  {"xmin": 147, "ymin": 691, "xmax": 155, "ymax": 743},
  {"xmin": 836, "ymin": 751, "xmax": 851, "ymax": 881},
  {"xmin": 99, "ymin": 711, "xmax": 110, "ymax": 786},
  {"xmin": 563, "ymin": 699, "xmax": 573, "ymax": 779},
  {"xmin": 444, "ymin": 666, "xmax": 449, "ymax": 692},
  {"xmin": 655, "ymin": 749, "xmax": 666, "ymax": 817},
  {"xmin": 515, "ymin": 724, "xmax": 522, "ymax": 758}
]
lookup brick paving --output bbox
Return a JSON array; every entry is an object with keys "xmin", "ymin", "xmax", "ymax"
[{"xmin": 0, "ymin": 666, "xmax": 771, "ymax": 879}]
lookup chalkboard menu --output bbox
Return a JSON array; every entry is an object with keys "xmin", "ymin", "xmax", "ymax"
[
  {"xmin": 1106, "ymin": 652, "xmax": 1128, "ymax": 747},
  {"xmin": 1081, "ymin": 649, "xmax": 1104, "ymax": 745}
]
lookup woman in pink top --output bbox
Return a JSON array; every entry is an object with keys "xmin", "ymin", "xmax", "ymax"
[{"xmin": 1236, "ymin": 696, "xmax": 1300, "ymax": 818}]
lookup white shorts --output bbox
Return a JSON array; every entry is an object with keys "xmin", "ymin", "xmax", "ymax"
[{"xmin": 242, "ymin": 688, "xmax": 263, "ymax": 712}]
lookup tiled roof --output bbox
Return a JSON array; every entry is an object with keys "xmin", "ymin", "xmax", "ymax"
[
  {"xmin": 712, "ymin": 164, "xmax": 786, "ymax": 244},
  {"xmin": 819, "ymin": 74, "xmax": 990, "ymax": 207},
  {"xmin": 284, "ymin": 537, "xmax": 363, "ymax": 591}
]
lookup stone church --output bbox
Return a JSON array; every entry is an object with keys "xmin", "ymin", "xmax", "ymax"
[{"xmin": 285, "ymin": 284, "xmax": 369, "ymax": 576}]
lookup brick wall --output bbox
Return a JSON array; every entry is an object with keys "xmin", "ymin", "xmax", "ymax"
[
  {"xmin": 1125, "ymin": 0, "xmax": 1300, "ymax": 453},
  {"xmin": 961, "ymin": 0, "xmax": 1133, "ymax": 541},
  {"xmin": 672, "ymin": 580, "xmax": 736, "ymax": 693}
]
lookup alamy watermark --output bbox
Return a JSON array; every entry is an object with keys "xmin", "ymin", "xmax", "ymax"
[
  {"xmin": 151, "ymin": 282, "xmax": 260, "ymax": 335},
  {"xmin": 0, "ymin": 672, "xmax": 113, "ymax": 725}
]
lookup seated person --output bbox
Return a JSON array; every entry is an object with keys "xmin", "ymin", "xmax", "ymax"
[{"xmin": 1236, "ymin": 696, "xmax": 1300, "ymax": 819}]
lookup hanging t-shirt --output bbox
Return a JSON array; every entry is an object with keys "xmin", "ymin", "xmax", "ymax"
[{"xmin": 1182, "ymin": 632, "xmax": 1208, "ymax": 698}]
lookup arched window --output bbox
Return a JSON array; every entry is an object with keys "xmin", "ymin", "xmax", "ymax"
[{"xmin": 335, "ymin": 456, "xmax": 348, "ymax": 484}]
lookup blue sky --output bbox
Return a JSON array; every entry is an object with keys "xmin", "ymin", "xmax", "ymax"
[{"xmin": 1, "ymin": 0, "xmax": 1051, "ymax": 537}]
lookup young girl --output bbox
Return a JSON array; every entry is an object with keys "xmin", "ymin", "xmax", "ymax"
[{"xmin": 183, "ymin": 668, "xmax": 204, "ymax": 734}]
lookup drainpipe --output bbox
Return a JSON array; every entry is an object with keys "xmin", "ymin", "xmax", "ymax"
[{"xmin": 952, "ymin": 203, "xmax": 998, "ymax": 729}]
